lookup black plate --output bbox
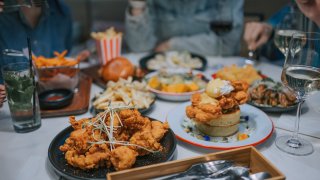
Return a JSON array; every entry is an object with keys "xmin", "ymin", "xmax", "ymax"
[
  {"xmin": 48, "ymin": 119, "xmax": 177, "ymax": 180},
  {"xmin": 139, "ymin": 52, "xmax": 207, "ymax": 72},
  {"xmin": 39, "ymin": 89, "xmax": 74, "ymax": 110},
  {"xmin": 248, "ymin": 101, "xmax": 298, "ymax": 113}
]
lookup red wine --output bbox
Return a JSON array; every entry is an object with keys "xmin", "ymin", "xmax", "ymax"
[{"xmin": 210, "ymin": 21, "xmax": 232, "ymax": 34}]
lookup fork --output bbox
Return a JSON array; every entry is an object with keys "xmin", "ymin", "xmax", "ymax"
[{"xmin": 161, "ymin": 160, "xmax": 233, "ymax": 180}]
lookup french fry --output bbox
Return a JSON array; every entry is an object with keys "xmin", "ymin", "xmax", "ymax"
[
  {"xmin": 32, "ymin": 50, "xmax": 80, "ymax": 68},
  {"xmin": 91, "ymin": 27, "xmax": 122, "ymax": 40}
]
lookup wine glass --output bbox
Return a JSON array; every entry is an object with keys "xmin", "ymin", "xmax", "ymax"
[
  {"xmin": 276, "ymin": 32, "xmax": 320, "ymax": 156},
  {"xmin": 210, "ymin": 1, "xmax": 233, "ymax": 56},
  {"xmin": 274, "ymin": 11, "xmax": 306, "ymax": 60}
]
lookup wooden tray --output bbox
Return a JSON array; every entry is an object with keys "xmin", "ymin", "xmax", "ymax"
[
  {"xmin": 40, "ymin": 73, "xmax": 92, "ymax": 118},
  {"xmin": 107, "ymin": 146, "xmax": 285, "ymax": 180},
  {"xmin": 81, "ymin": 65, "xmax": 106, "ymax": 88}
]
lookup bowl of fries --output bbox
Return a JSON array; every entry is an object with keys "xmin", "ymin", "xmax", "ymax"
[
  {"xmin": 91, "ymin": 27, "xmax": 123, "ymax": 65},
  {"xmin": 33, "ymin": 50, "xmax": 80, "ymax": 93}
]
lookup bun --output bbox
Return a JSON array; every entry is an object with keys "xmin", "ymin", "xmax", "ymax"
[
  {"xmin": 193, "ymin": 109, "xmax": 240, "ymax": 137},
  {"xmin": 100, "ymin": 57, "xmax": 134, "ymax": 82}
]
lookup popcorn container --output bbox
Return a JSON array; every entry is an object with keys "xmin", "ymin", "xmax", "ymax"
[{"xmin": 96, "ymin": 36, "xmax": 122, "ymax": 65}]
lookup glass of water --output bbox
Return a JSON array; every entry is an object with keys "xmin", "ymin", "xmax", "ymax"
[
  {"xmin": 276, "ymin": 32, "xmax": 320, "ymax": 156},
  {"xmin": 1, "ymin": 61, "xmax": 41, "ymax": 133}
]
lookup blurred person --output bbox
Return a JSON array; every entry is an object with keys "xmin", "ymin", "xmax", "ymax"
[
  {"xmin": 0, "ymin": 0, "xmax": 90, "ymax": 84},
  {"xmin": 296, "ymin": 0, "xmax": 320, "ymax": 26},
  {"xmin": 244, "ymin": 1, "xmax": 319, "ymax": 61},
  {"xmin": 0, "ymin": 0, "xmax": 72, "ymax": 84},
  {"xmin": 125, "ymin": 0, "xmax": 244, "ymax": 56},
  {"xmin": 0, "ymin": 85, "xmax": 5, "ymax": 107}
]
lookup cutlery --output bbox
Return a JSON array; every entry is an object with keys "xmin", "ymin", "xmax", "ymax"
[
  {"xmin": 161, "ymin": 160, "xmax": 233, "ymax": 180},
  {"xmin": 245, "ymin": 50, "xmax": 257, "ymax": 66},
  {"xmin": 241, "ymin": 172, "xmax": 271, "ymax": 180}
]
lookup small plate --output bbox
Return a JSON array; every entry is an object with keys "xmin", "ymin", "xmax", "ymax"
[
  {"xmin": 48, "ymin": 118, "xmax": 177, "ymax": 180},
  {"xmin": 39, "ymin": 89, "xmax": 74, "ymax": 110},
  {"xmin": 166, "ymin": 103, "xmax": 274, "ymax": 150},
  {"xmin": 139, "ymin": 52, "xmax": 207, "ymax": 72},
  {"xmin": 90, "ymin": 98, "xmax": 156, "ymax": 115},
  {"xmin": 145, "ymin": 69, "xmax": 208, "ymax": 101},
  {"xmin": 247, "ymin": 101, "xmax": 298, "ymax": 113}
]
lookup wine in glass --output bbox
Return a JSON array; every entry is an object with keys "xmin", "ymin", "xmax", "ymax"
[
  {"xmin": 276, "ymin": 32, "xmax": 320, "ymax": 156},
  {"xmin": 274, "ymin": 11, "xmax": 306, "ymax": 59}
]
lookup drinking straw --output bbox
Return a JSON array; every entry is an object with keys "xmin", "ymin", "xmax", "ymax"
[{"xmin": 27, "ymin": 37, "xmax": 36, "ymax": 121}]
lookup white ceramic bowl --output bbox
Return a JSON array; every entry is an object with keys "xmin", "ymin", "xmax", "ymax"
[{"xmin": 145, "ymin": 69, "xmax": 207, "ymax": 101}]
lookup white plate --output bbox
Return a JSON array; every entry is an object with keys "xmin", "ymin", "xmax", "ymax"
[
  {"xmin": 145, "ymin": 69, "xmax": 207, "ymax": 101},
  {"xmin": 166, "ymin": 102, "xmax": 274, "ymax": 149}
]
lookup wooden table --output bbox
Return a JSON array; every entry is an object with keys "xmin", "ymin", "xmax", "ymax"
[{"xmin": 0, "ymin": 54, "xmax": 319, "ymax": 180}]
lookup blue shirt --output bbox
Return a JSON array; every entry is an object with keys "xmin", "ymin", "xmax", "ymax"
[
  {"xmin": 125, "ymin": 0, "xmax": 244, "ymax": 56},
  {"xmin": 0, "ymin": 0, "xmax": 72, "ymax": 83}
]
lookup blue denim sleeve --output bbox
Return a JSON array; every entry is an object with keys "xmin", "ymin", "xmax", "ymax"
[
  {"xmin": 169, "ymin": 0, "xmax": 244, "ymax": 56},
  {"xmin": 267, "ymin": 5, "xmax": 291, "ymax": 28}
]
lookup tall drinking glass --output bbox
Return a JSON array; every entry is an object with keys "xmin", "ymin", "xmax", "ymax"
[
  {"xmin": 1, "ymin": 60, "xmax": 41, "ymax": 133},
  {"xmin": 276, "ymin": 32, "xmax": 320, "ymax": 156}
]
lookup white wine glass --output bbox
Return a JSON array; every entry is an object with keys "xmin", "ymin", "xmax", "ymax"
[
  {"xmin": 276, "ymin": 32, "xmax": 320, "ymax": 156},
  {"xmin": 274, "ymin": 11, "xmax": 306, "ymax": 60}
]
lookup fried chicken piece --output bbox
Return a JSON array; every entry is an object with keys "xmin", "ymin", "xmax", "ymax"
[
  {"xmin": 191, "ymin": 93, "xmax": 201, "ymax": 106},
  {"xmin": 151, "ymin": 121, "xmax": 169, "ymax": 142},
  {"xmin": 231, "ymin": 80, "xmax": 249, "ymax": 92},
  {"xmin": 186, "ymin": 93, "xmax": 222, "ymax": 123},
  {"xmin": 218, "ymin": 96, "xmax": 238, "ymax": 110},
  {"xmin": 69, "ymin": 116, "xmax": 92, "ymax": 130},
  {"xmin": 110, "ymin": 146, "xmax": 138, "ymax": 171},
  {"xmin": 114, "ymin": 129, "xmax": 130, "ymax": 142},
  {"xmin": 65, "ymin": 144, "xmax": 111, "ymax": 170},
  {"xmin": 186, "ymin": 104, "xmax": 222, "ymax": 123},
  {"xmin": 119, "ymin": 109, "xmax": 151, "ymax": 133},
  {"xmin": 130, "ymin": 130, "xmax": 162, "ymax": 156},
  {"xmin": 233, "ymin": 91, "xmax": 248, "ymax": 105},
  {"xmin": 60, "ymin": 128, "xmax": 91, "ymax": 154}
]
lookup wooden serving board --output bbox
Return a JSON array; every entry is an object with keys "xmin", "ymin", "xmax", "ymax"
[
  {"xmin": 107, "ymin": 146, "xmax": 285, "ymax": 180},
  {"xmin": 40, "ymin": 73, "xmax": 92, "ymax": 118},
  {"xmin": 81, "ymin": 65, "xmax": 106, "ymax": 88}
]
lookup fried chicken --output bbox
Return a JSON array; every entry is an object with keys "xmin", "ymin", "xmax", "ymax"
[
  {"xmin": 60, "ymin": 128, "xmax": 91, "ymax": 154},
  {"xmin": 186, "ymin": 80, "xmax": 248, "ymax": 122},
  {"xmin": 119, "ymin": 109, "xmax": 151, "ymax": 134},
  {"xmin": 151, "ymin": 121, "xmax": 169, "ymax": 142},
  {"xmin": 64, "ymin": 144, "xmax": 111, "ymax": 170},
  {"xmin": 186, "ymin": 93, "xmax": 222, "ymax": 123},
  {"xmin": 130, "ymin": 130, "xmax": 163, "ymax": 156},
  {"xmin": 110, "ymin": 146, "xmax": 138, "ymax": 171},
  {"xmin": 60, "ymin": 109, "xmax": 169, "ymax": 171}
]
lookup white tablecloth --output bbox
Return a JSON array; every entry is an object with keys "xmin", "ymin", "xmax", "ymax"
[{"xmin": 0, "ymin": 54, "xmax": 320, "ymax": 180}]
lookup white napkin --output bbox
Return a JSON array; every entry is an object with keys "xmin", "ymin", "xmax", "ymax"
[{"xmin": 277, "ymin": 93, "xmax": 320, "ymax": 138}]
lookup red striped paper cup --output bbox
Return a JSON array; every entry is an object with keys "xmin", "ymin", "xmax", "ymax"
[{"xmin": 96, "ymin": 35, "xmax": 122, "ymax": 65}]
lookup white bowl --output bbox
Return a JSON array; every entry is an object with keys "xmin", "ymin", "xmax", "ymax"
[{"xmin": 145, "ymin": 69, "xmax": 207, "ymax": 101}]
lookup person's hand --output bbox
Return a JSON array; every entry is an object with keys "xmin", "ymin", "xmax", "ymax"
[
  {"xmin": 154, "ymin": 40, "xmax": 171, "ymax": 52},
  {"xmin": 77, "ymin": 50, "xmax": 91, "ymax": 62},
  {"xmin": 0, "ymin": 1, "xmax": 4, "ymax": 13},
  {"xmin": 0, "ymin": 85, "xmax": 6, "ymax": 108},
  {"xmin": 296, "ymin": 0, "xmax": 320, "ymax": 26},
  {"xmin": 244, "ymin": 22, "xmax": 273, "ymax": 51}
]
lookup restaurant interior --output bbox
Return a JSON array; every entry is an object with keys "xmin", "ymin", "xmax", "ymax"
[{"xmin": 0, "ymin": 0, "xmax": 320, "ymax": 180}]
